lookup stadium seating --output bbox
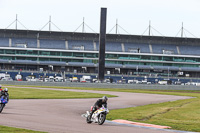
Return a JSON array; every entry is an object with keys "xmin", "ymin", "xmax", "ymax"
[
  {"xmin": 12, "ymin": 38, "xmax": 37, "ymax": 48},
  {"xmin": 40, "ymin": 39, "xmax": 65, "ymax": 49},
  {"xmin": 105, "ymin": 42, "xmax": 122, "ymax": 52},
  {"xmin": 95, "ymin": 42, "xmax": 122, "ymax": 52},
  {"xmin": 178, "ymin": 45, "xmax": 200, "ymax": 55},
  {"xmin": 124, "ymin": 64, "xmax": 139, "ymax": 69},
  {"xmin": 153, "ymin": 66, "xmax": 169, "ymax": 70},
  {"xmin": 9, "ymin": 60, "xmax": 66, "ymax": 66},
  {"xmin": 151, "ymin": 44, "xmax": 177, "ymax": 54},
  {"xmin": 181, "ymin": 67, "xmax": 200, "ymax": 72},
  {"xmin": 124, "ymin": 43, "xmax": 150, "ymax": 53},
  {"xmin": 124, "ymin": 65, "xmax": 180, "ymax": 71},
  {"xmin": 68, "ymin": 62, "xmax": 94, "ymax": 67},
  {"xmin": 0, "ymin": 59, "xmax": 10, "ymax": 63},
  {"xmin": 0, "ymin": 37, "xmax": 9, "ymax": 47},
  {"xmin": 153, "ymin": 66, "xmax": 179, "ymax": 71},
  {"xmin": 40, "ymin": 61, "xmax": 66, "ymax": 66},
  {"xmin": 105, "ymin": 63, "xmax": 123, "ymax": 68},
  {"xmin": 11, "ymin": 60, "xmax": 38, "ymax": 64},
  {"xmin": 169, "ymin": 66, "xmax": 180, "ymax": 71},
  {"xmin": 3, "ymin": 37, "xmax": 200, "ymax": 57},
  {"xmin": 137, "ymin": 65, "xmax": 152, "ymax": 69},
  {"xmin": 68, "ymin": 40, "xmax": 94, "ymax": 51}
]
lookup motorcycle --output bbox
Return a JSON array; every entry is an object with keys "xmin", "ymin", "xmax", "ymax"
[
  {"xmin": 0, "ymin": 96, "xmax": 8, "ymax": 113},
  {"xmin": 85, "ymin": 106, "xmax": 109, "ymax": 125}
]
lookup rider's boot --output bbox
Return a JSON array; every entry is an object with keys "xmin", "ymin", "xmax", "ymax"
[{"xmin": 89, "ymin": 112, "xmax": 93, "ymax": 121}]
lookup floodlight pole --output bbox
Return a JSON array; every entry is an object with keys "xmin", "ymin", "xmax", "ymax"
[
  {"xmin": 149, "ymin": 20, "xmax": 151, "ymax": 36},
  {"xmin": 49, "ymin": 16, "xmax": 51, "ymax": 32},
  {"xmin": 181, "ymin": 22, "xmax": 183, "ymax": 38},
  {"xmin": 116, "ymin": 19, "xmax": 118, "ymax": 34},
  {"xmin": 16, "ymin": 14, "xmax": 18, "ymax": 30},
  {"xmin": 82, "ymin": 17, "xmax": 85, "ymax": 33}
]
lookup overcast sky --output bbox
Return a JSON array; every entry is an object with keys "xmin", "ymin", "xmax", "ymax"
[{"xmin": 0, "ymin": 0, "xmax": 199, "ymax": 38}]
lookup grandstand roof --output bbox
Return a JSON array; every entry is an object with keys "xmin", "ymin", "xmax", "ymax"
[{"xmin": 0, "ymin": 29, "xmax": 200, "ymax": 46}]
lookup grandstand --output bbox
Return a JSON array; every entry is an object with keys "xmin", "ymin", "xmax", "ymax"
[{"xmin": 0, "ymin": 29, "xmax": 200, "ymax": 79}]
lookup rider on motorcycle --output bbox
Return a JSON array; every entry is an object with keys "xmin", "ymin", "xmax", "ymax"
[
  {"xmin": 0, "ymin": 85, "xmax": 2, "ymax": 92},
  {"xmin": 89, "ymin": 96, "xmax": 108, "ymax": 120},
  {"xmin": 0, "ymin": 88, "xmax": 9, "ymax": 102}
]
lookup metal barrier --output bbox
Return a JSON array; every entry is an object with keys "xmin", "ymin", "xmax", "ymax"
[{"xmin": 1, "ymin": 81, "xmax": 200, "ymax": 90}]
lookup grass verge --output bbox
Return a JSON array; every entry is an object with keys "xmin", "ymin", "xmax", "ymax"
[
  {"xmin": 8, "ymin": 87, "xmax": 116, "ymax": 99},
  {"xmin": 0, "ymin": 125, "xmax": 46, "ymax": 133},
  {"xmin": 107, "ymin": 98, "xmax": 200, "ymax": 132}
]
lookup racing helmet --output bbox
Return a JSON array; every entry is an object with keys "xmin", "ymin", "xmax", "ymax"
[
  {"xmin": 102, "ymin": 96, "xmax": 108, "ymax": 102},
  {"xmin": 4, "ymin": 88, "xmax": 8, "ymax": 92}
]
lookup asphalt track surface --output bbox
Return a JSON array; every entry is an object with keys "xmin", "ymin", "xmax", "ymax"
[{"xmin": 0, "ymin": 87, "xmax": 194, "ymax": 133}]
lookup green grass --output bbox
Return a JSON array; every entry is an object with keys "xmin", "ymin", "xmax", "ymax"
[
  {"xmin": 3, "ymin": 84, "xmax": 200, "ymax": 132},
  {"xmin": 0, "ymin": 125, "xmax": 46, "ymax": 133},
  {"xmin": 107, "ymin": 98, "xmax": 200, "ymax": 132},
  {"xmin": 8, "ymin": 87, "xmax": 116, "ymax": 99}
]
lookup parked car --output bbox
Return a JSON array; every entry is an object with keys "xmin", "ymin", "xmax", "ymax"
[
  {"xmin": 158, "ymin": 80, "xmax": 172, "ymax": 85},
  {"xmin": 175, "ymin": 81, "xmax": 182, "ymax": 85},
  {"xmin": 70, "ymin": 77, "xmax": 78, "ymax": 82},
  {"xmin": 1, "ymin": 77, "xmax": 13, "ymax": 81},
  {"xmin": 80, "ymin": 76, "xmax": 91, "ymax": 83},
  {"xmin": 55, "ymin": 76, "xmax": 64, "ymax": 82},
  {"xmin": 158, "ymin": 80, "xmax": 168, "ymax": 85}
]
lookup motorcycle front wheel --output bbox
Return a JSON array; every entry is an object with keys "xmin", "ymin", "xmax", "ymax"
[
  {"xmin": 98, "ymin": 113, "xmax": 106, "ymax": 125},
  {"xmin": 0, "ymin": 104, "xmax": 5, "ymax": 113}
]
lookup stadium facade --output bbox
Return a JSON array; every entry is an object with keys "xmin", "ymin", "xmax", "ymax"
[{"xmin": 0, "ymin": 29, "xmax": 200, "ymax": 78}]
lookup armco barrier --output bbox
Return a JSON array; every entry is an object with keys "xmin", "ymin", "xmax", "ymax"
[{"xmin": 1, "ymin": 81, "xmax": 200, "ymax": 90}]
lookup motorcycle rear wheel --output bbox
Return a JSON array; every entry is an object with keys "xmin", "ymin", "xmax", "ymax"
[{"xmin": 98, "ymin": 113, "xmax": 106, "ymax": 125}]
